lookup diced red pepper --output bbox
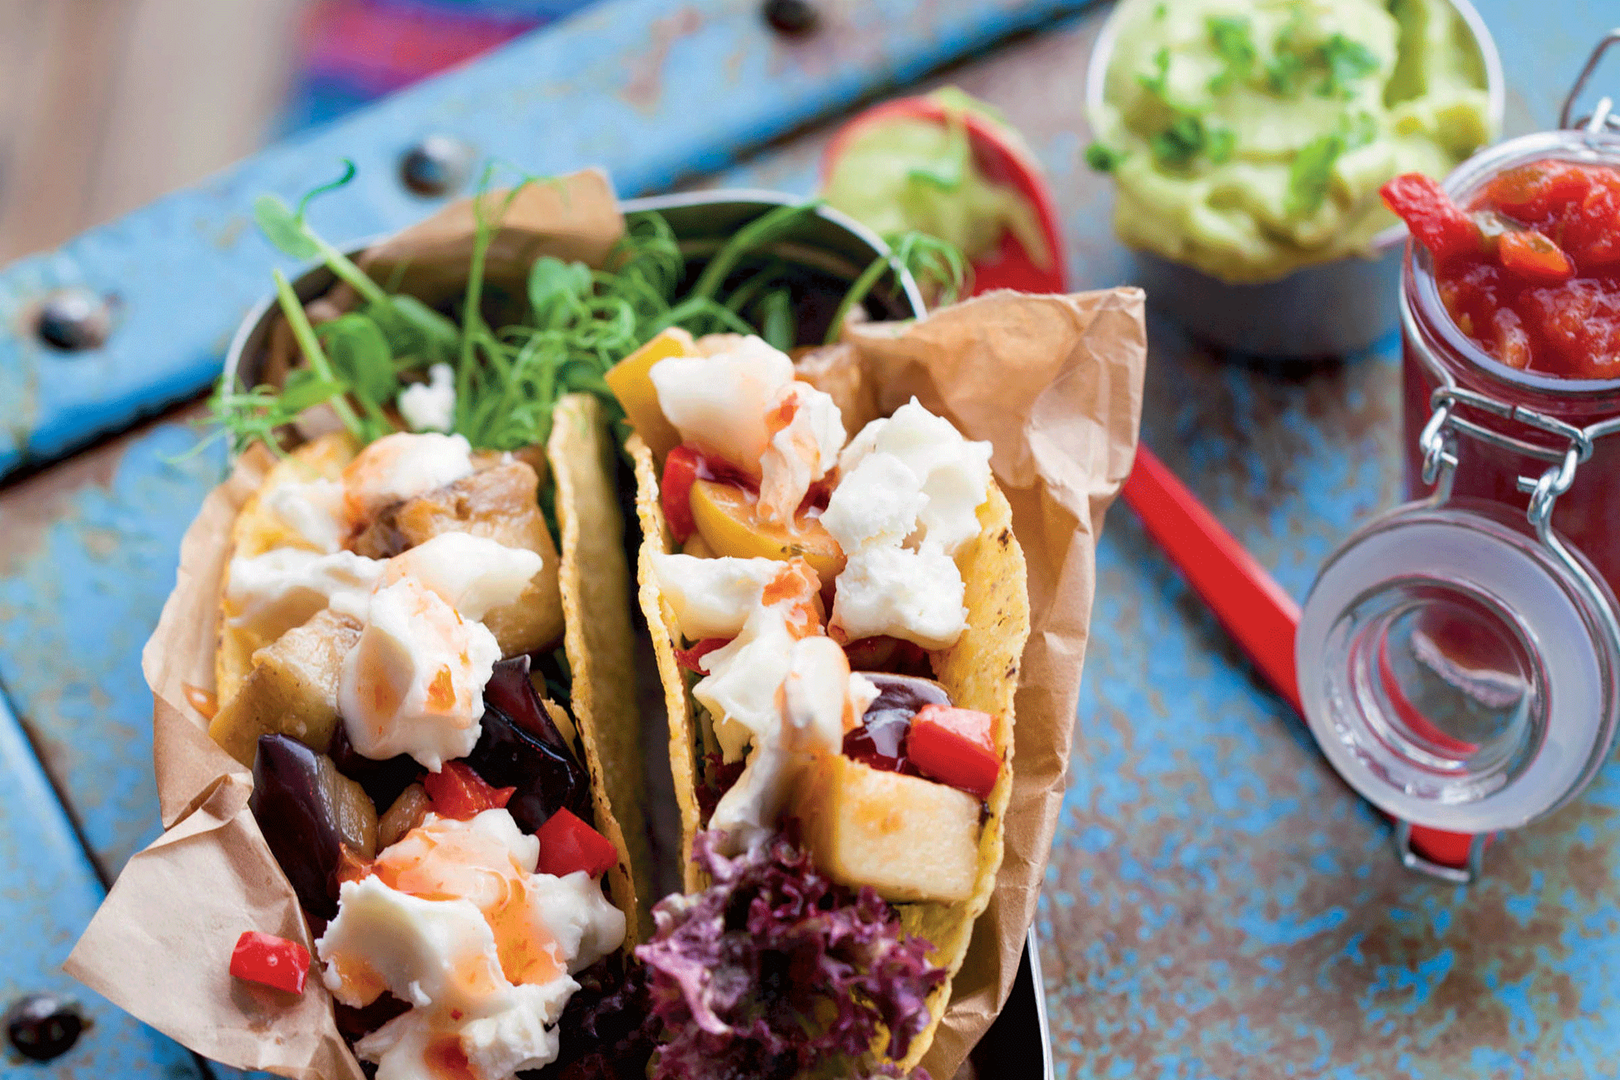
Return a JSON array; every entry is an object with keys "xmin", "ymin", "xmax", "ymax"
[
  {"xmin": 906, "ymin": 704, "xmax": 1000, "ymax": 799},
  {"xmin": 674, "ymin": 637, "xmax": 732, "ymax": 674},
  {"xmin": 533, "ymin": 808, "xmax": 619, "ymax": 878},
  {"xmin": 1381, "ymin": 173, "xmax": 1480, "ymax": 263},
  {"xmin": 1498, "ymin": 229, "xmax": 1575, "ymax": 283},
  {"xmin": 423, "ymin": 761, "xmax": 515, "ymax": 821},
  {"xmin": 230, "ymin": 931, "xmax": 311, "ymax": 995},
  {"xmin": 661, "ymin": 445, "xmax": 702, "ymax": 544}
]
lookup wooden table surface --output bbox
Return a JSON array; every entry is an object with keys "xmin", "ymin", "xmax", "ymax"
[{"xmin": 2, "ymin": 2, "xmax": 1618, "ymax": 1078}]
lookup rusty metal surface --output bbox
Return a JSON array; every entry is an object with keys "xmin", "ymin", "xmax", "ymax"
[{"xmin": 1, "ymin": 0, "xmax": 1617, "ymax": 1077}]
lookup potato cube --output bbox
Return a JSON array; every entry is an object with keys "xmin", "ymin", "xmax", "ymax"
[
  {"xmin": 209, "ymin": 609, "xmax": 361, "ymax": 766},
  {"xmin": 798, "ymin": 754, "xmax": 980, "ymax": 904}
]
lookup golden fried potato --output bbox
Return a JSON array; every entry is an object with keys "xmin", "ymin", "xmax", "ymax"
[{"xmin": 208, "ymin": 608, "xmax": 361, "ymax": 767}]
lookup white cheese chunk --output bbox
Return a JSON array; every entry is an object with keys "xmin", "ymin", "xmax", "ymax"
[
  {"xmin": 839, "ymin": 398, "xmax": 991, "ymax": 555},
  {"xmin": 225, "ymin": 548, "xmax": 383, "ymax": 640},
  {"xmin": 319, "ymin": 810, "xmax": 625, "ymax": 1080},
  {"xmin": 527, "ymin": 871, "xmax": 627, "ymax": 975},
  {"xmin": 693, "ymin": 603, "xmax": 801, "ymax": 763},
  {"xmin": 757, "ymin": 382, "xmax": 845, "ymax": 525},
  {"xmin": 648, "ymin": 335, "xmax": 794, "ymax": 472},
  {"xmin": 265, "ymin": 478, "xmax": 346, "ymax": 553},
  {"xmin": 318, "ymin": 875, "xmax": 499, "ymax": 1011},
  {"xmin": 342, "ymin": 431, "xmax": 475, "ymax": 527},
  {"xmin": 338, "ymin": 578, "xmax": 501, "ymax": 770},
  {"xmin": 649, "ymin": 552, "xmax": 782, "ymax": 640},
  {"xmin": 383, "ymin": 532, "xmax": 544, "ymax": 623},
  {"xmin": 397, "ymin": 362, "xmax": 458, "ymax": 434},
  {"xmin": 710, "ymin": 636, "xmax": 868, "ymax": 854},
  {"xmin": 830, "ymin": 544, "xmax": 967, "ymax": 650},
  {"xmin": 820, "ymin": 450, "xmax": 926, "ymax": 553}
]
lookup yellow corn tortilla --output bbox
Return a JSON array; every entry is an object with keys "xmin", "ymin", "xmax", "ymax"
[
  {"xmin": 631, "ymin": 423, "xmax": 1031, "ymax": 1071},
  {"xmin": 548, "ymin": 393, "xmax": 652, "ymax": 942},
  {"xmin": 215, "ymin": 431, "xmax": 358, "ymax": 707}
]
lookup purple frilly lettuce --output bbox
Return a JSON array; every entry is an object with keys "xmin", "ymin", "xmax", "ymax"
[{"xmin": 635, "ymin": 830, "xmax": 944, "ymax": 1080}]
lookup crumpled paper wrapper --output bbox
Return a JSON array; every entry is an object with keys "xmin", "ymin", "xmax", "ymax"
[
  {"xmin": 837, "ymin": 290, "xmax": 1145, "ymax": 1078},
  {"xmin": 66, "ymin": 164, "xmax": 1147, "ymax": 1079}
]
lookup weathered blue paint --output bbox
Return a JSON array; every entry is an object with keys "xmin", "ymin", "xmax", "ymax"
[
  {"xmin": 0, "ymin": 0, "xmax": 1098, "ymax": 481},
  {"xmin": 1, "ymin": 0, "xmax": 1617, "ymax": 1078},
  {"xmin": 0, "ymin": 424, "xmax": 224, "ymax": 878},
  {"xmin": 0, "ymin": 690, "xmax": 202, "ymax": 1080}
]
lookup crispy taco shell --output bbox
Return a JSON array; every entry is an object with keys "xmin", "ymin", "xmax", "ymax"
[
  {"xmin": 629, "ymin": 421, "xmax": 1031, "ymax": 1069},
  {"xmin": 210, "ymin": 396, "xmax": 646, "ymax": 949}
]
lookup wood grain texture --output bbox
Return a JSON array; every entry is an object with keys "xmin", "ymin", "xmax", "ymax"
[{"xmin": 0, "ymin": 0, "xmax": 303, "ymax": 263}]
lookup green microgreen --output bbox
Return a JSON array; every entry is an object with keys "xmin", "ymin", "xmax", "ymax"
[
  {"xmin": 825, "ymin": 230, "xmax": 968, "ymax": 345},
  {"xmin": 216, "ymin": 167, "xmax": 963, "ymax": 464}
]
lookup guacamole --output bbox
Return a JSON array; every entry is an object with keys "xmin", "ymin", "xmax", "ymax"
[
  {"xmin": 823, "ymin": 89, "xmax": 1052, "ymax": 271},
  {"xmin": 1088, "ymin": 0, "xmax": 1495, "ymax": 284}
]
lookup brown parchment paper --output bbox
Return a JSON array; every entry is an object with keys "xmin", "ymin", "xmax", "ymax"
[
  {"xmin": 66, "ymin": 163, "xmax": 1147, "ymax": 1078},
  {"xmin": 833, "ymin": 289, "xmax": 1146, "ymax": 1079}
]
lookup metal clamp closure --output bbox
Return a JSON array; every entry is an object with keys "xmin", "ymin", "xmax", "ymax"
[
  {"xmin": 1392, "ymin": 820, "xmax": 1487, "ymax": 885},
  {"xmin": 1419, "ymin": 386, "xmax": 1600, "ymax": 533},
  {"xmin": 1561, "ymin": 29, "xmax": 1620, "ymax": 136}
]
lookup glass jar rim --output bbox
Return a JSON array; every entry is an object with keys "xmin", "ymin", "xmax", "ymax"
[{"xmin": 1407, "ymin": 127, "xmax": 1620, "ymax": 398}]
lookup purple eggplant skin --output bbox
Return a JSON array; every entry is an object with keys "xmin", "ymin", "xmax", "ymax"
[
  {"xmin": 841, "ymin": 672, "xmax": 952, "ymax": 776},
  {"xmin": 250, "ymin": 734, "xmax": 352, "ymax": 920},
  {"xmin": 327, "ymin": 720, "xmax": 421, "ymax": 810},
  {"xmin": 471, "ymin": 657, "xmax": 591, "ymax": 833}
]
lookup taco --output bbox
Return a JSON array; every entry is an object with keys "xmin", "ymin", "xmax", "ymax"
[
  {"xmin": 204, "ymin": 399, "xmax": 650, "ymax": 1077},
  {"xmin": 608, "ymin": 327, "xmax": 1031, "ymax": 1077}
]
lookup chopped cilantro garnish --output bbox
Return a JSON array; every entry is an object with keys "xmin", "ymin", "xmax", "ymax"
[
  {"xmin": 1264, "ymin": 7, "xmax": 1311, "ymax": 95},
  {"xmin": 1137, "ymin": 46, "xmax": 1172, "ymax": 99},
  {"xmin": 1207, "ymin": 16, "xmax": 1256, "ymax": 93},
  {"xmin": 1085, "ymin": 141, "xmax": 1126, "ymax": 173},
  {"xmin": 1342, "ymin": 110, "xmax": 1379, "ymax": 150},
  {"xmin": 1320, "ymin": 33, "xmax": 1379, "ymax": 97},
  {"xmin": 1153, "ymin": 2, "xmax": 1166, "ymax": 18},
  {"xmin": 1206, "ymin": 126, "xmax": 1237, "ymax": 165},
  {"xmin": 1150, "ymin": 114, "xmax": 1208, "ymax": 170},
  {"xmin": 1286, "ymin": 133, "xmax": 1343, "ymax": 216}
]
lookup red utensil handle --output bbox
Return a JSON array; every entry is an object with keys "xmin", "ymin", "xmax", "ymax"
[{"xmin": 1120, "ymin": 446, "xmax": 1302, "ymax": 712}]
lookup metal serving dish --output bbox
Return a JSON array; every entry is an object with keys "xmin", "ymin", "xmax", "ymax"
[
  {"xmin": 221, "ymin": 190, "xmax": 1054, "ymax": 1079},
  {"xmin": 1083, "ymin": 0, "xmax": 1504, "ymax": 358}
]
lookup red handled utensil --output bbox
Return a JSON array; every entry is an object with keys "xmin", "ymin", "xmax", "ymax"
[{"xmin": 1119, "ymin": 447, "xmax": 1486, "ymax": 874}]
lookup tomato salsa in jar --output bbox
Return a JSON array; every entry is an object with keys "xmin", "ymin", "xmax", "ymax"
[{"xmin": 1390, "ymin": 129, "xmax": 1620, "ymax": 595}]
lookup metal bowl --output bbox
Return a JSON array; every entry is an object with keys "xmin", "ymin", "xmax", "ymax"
[
  {"xmin": 1083, "ymin": 0, "xmax": 1504, "ymax": 358},
  {"xmin": 219, "ymin": 189, "xmax": 1053, "ymax": 1078},
  {"xmin": 224, "ymin": 190, "xmax": 925, "ymax": 391}
]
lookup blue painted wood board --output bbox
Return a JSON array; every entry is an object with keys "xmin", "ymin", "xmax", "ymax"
[
  {"xmin": 0, "ymin": 0, "xmax": 1096, "ymax": 481},
  {"xmin": 0, "ymin": 689, "xmax": 202, "ymax": 1080}
]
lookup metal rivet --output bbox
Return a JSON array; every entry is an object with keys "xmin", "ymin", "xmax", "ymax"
[
  {"xmin": 399, "ymin": 135, "xmax": 475, "ymax": 197},
  {"xmin": 5, "ymin": 994, "xmax": 86, "ymax": 1062},
  {"xmin": 762, "ymin": 0, "xmax": 819, "ymax": 35},
  {"xmin": 35, "ymin": 287, "xmax": 112, "ymax": 351}
]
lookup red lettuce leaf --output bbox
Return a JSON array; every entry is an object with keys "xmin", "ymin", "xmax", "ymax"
[{"xmin": 636, "ymin": 830, "xmax": 944, "ymax": 1080}]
